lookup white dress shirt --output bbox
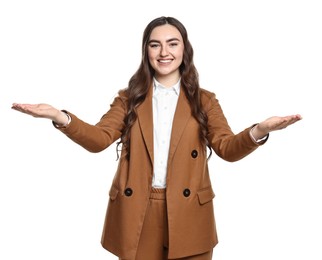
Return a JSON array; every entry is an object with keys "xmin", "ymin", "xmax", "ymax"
[{"xmin": 152, "ymin": 78, "xmax": 180, "ymax": 188}]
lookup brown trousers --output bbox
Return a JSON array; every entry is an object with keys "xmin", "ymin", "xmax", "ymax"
[{"xmin": 120, "ymin": 188, "xmax": 213, "ymax": 260}]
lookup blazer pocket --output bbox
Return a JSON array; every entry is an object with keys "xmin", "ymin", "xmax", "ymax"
[
  {"xmin": 197, "ymin": 186, "xmax": 215, "ymax": 205},
  {"xmin": 109, "ymin": 186, "xmax": 119, "ymax": 201}
]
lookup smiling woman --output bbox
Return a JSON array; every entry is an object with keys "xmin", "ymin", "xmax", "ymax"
[{"xmin": 11, "ymin": 16, "xmax": 302, "ymax": 260}]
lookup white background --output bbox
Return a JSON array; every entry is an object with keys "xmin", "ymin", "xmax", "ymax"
[{"xmin": 1, "ymin": 0, "xmax": 321, "ymax": 259}]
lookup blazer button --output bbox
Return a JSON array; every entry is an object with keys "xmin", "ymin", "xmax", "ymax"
[
  {"xmin": 124, "ymin": 188, "xmax": 133, "ymax": 197},
  {"xmin": 183, "ymin": 188, "xmax": 191, "ymax": 197},
  {"xmin": 191, "ymin": 150, "xmax": 198, "ymax": 158}
]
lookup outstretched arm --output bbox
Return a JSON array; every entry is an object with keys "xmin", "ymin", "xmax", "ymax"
[
  {"xmin": 11, "ymin": 103, "xmax": 70, "ymax": 127},
  {"xmin": 11, "ymin": 90, "xmax": 127, "ymax": 153},
  {"xmin": 251, "ymin": 114, "xmax": 302, "ymax": 141}
]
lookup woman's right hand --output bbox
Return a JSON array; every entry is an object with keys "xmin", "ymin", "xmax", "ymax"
[{"xmin": 11, "ymin": 103, "xmax": 69, "ymax": 126}]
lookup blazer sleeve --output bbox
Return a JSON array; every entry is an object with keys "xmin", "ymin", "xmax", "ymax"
[
  {"xmin": 53, "ymin": 89, "xmax": 128, "ymax": 153},
  {"xmin": 202, "ymin": 90, "xmax": 268, "ymax": 162}
]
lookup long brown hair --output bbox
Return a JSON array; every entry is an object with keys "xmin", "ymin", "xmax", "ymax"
[{"xmin": 117, "ymin": 16, "xmax": 211, "ymax": 160}]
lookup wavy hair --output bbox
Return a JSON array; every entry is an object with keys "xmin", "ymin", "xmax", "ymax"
[{"xmin": 117, "ymin": 16, "xmax": 211, "ymax": 160}]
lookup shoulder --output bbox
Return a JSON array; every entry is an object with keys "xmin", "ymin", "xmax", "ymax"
[
  {"xmin": 114, "ymin": 88, "xmax": 129, "ymax": 104},
  {"xmin": 107, "ymin": 88, "xmax": 129, "ymax": 111},
  {"xmin": 117, "ymin": 88, "xmax": 128, "ymax": 99},
  {"xmin": 200, "ymin": 88, "xmax": 216, "ymax": 99},
  {"xmin": 200, "ymin": 88, "xmax": 217, "ymax": 110}
]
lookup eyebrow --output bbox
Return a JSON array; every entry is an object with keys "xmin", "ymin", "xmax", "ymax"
[{"xmin": 148, "ymin": 37, "xmax": 181, "ymax": 44}]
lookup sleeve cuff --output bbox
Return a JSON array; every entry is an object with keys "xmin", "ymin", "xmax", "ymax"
[
  {"xmin": 52, "ymin": 110, "xmax": 71, "ymax": 128},
  {"xmin": 249, "ymin": 125, "xmax": 269, "ymax": 143}
]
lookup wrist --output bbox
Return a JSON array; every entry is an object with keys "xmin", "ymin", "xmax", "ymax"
[
  {"xmin": 250, "ymin": 124, "xmax": 268, "ymax": 142},
  {"xmin": 53, "ymin": 111, "xmax": 71, "ymax": 128}
]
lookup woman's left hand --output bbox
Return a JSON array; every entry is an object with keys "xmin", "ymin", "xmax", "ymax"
[{"xmin": 252, "ymin": 114, "xmax": 302, "ymax": 140}]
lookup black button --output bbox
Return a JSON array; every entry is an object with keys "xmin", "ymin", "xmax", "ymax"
[
  {"xmin": 191, "ymin": 150, "xmax": 198, "ymax": 158},
  {"xmin": 124, "ymin": 188, "xmax": 133, "ymax": 197},
  {"xmin": 183, "ymin": 189, "xmax": 191, "ymax": 197}
]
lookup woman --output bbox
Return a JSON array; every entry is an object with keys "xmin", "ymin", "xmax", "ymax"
[{"xmin": 12, "ymin": 16, "xmax": 301, "ymax": 260}]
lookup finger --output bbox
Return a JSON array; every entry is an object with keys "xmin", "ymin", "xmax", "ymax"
[
  {"xmin": 11, "ymin": 104, "xmax": 39, "ymax": 117},
  {"xmin": 277, "ymin": 116, "xmax": 301, "ymax": 129}
]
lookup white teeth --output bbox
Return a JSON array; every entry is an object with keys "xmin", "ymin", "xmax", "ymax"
[{"xmin": 159, "ymin": 60, "xmax": 171, "ymax": 63}]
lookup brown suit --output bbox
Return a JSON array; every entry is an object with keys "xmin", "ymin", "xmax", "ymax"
[{"xmin": 57, "ymin": 86, "xmax": 267, "ymax": 259}]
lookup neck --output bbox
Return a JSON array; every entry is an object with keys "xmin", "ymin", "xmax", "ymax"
[{"xmin": 155, "ymin": 72, "xmax": 180, "ymax": 88}]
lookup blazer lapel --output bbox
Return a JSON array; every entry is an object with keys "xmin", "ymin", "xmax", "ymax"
[
  {"xmin": 137, "ymin": 86, "xmax": 154, "ymax": 165},
  {"xmin": 168, "ymin": 87, "xmax": 192, "ymax": 163}
]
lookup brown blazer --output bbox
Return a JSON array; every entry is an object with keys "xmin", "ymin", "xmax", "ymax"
[{"xmin": 57, "ymin": 85, "xmax": 267, "ymax": 259}]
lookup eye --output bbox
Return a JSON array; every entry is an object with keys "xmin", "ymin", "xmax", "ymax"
[
  {"xmin": 149, "ymin": 43, "xmax": 160, "ymax": 48},
  {"xmin": 169, "ymin": 42, "xmax": 178, "ymax": 47}
]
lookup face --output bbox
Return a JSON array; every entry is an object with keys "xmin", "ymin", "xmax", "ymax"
[{"xmin": 148, "ymin": 24, "xmax": 184, "ymax": 86}]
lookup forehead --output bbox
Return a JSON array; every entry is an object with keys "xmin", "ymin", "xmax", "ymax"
[{"xmin": 149, "ymin": 24, "xmax": 182, "ymax": 41}]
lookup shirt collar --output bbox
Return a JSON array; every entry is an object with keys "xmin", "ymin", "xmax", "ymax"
[{"xmin": 153, "ymin": 77, "xmax": 181, "ymax": 96}]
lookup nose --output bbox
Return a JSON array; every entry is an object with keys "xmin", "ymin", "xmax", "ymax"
[{"xmin": 160, "ymin": 45, "xmax": 169, "ymax": 56}]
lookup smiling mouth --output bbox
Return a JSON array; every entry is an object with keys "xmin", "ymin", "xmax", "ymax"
[{"xmin": 158, "ymin": 59, "xmax": 173, "ymax": 63}]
